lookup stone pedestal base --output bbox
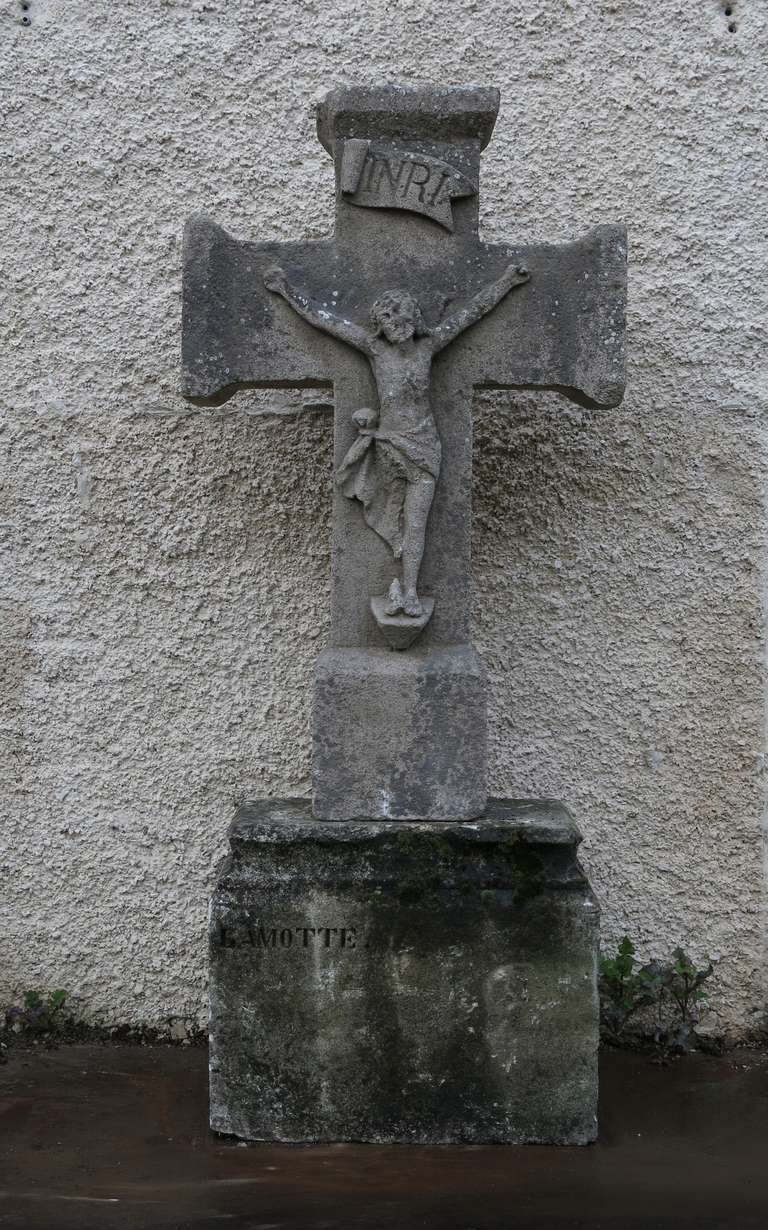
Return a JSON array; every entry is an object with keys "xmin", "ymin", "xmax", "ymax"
[{"xmin": 209, "ymin": 798, "xmax": 599, "ymax": 1144}]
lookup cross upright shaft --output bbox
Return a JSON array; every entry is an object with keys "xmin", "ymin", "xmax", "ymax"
[{"xmin": 182, "ymin": 85, "xmax": 627, "ymax": 820}]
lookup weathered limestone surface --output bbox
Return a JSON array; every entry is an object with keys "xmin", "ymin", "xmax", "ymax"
[
  {"xmin": 182, "ymin": 90, "xmax": 626, "ymax": 660},
  {"xmin": 183, "ymin": 84, "xmax": 625, "ymax": 822},
  {"xmin": 197, "ymin": 83, "xmax": 610, "ymax": 1144},
  {"xmin": 313, "ymin": 646, "xmax": 487, "ymax": 820},
  {"xmin": 209, "ymin": 798, "xmax": 599, "ymax": 1144}
]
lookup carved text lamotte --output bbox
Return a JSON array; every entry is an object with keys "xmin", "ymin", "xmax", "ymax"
[{"xmin": 214, "ymin": 923, "xmax": 361, "ymax": 950}]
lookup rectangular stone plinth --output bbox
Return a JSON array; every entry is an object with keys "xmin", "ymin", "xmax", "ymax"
[
  {"xmin": 312, "ymin": 645, "xmax": 486, "ymax": 820},
  {"xmin": 209, "ymin": 798, "xmax": 600, "ymax": 1144}
]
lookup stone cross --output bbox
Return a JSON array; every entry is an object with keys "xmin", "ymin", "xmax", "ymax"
[{"xmin": 182, "ymin": 86, "xmax": 626, "ymax": 822}]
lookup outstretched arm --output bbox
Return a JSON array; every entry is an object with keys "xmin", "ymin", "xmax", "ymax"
[
  {"xmin": 264, "ymin": 268, "xmax": 371, "ymax": 354},
  {"xmin": 432, "ymin": 263, "xmax": 530, "ymax": 353}
]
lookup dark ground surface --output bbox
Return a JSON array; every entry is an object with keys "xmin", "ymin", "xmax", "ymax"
[{"xmin": 1, "ymin": 1044, "xmax": 766, "ymax": 1230}]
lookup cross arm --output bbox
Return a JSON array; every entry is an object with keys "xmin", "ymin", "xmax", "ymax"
[
  {"xmin": 181, "ymin": 215, "xmax": 340, "ymax": 405},
  {"xmin": 432, "ymin": 262, "xmax": 530, "ymax": 353},
  {"xmin": 264, "ymin": 269, "xmax": 371, "ymax": 355},
  {"xmin": 451, "ymin": 224, "xmax": 627, "ymax": 409}
]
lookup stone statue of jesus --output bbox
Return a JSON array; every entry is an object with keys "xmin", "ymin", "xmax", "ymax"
[{"xmin": 265, "ymin": 262, "xmax": 530, "ymax": 617}]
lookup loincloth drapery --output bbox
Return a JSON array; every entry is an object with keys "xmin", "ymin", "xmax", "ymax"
[{"xmin": 335, "ymin": 427, "xmax": 441, "ymax": 559}]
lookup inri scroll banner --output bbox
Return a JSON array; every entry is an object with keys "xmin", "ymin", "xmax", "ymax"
[{"xmin": 340, "ymin": 138, "xmax": 477, "ymax": 231}]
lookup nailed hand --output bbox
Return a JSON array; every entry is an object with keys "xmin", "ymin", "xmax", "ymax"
[{"xmin": 264, "ymin": 267, "xmax": 287, "ymax": 293}]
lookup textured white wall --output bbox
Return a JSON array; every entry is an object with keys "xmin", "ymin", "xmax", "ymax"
[{"xmin": 1, "ymin": 0, "xmax": 766, "ymax": 1035}]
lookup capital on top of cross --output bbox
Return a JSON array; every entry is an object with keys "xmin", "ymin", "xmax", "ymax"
[{"xmin": 316, "ymin": 84, "xmax": 500, "ymax": 156}]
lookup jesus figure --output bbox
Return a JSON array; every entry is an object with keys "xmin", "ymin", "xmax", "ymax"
[{"xmin": 264, "ymin": 261, "xmax": 530, "ymax": 618}]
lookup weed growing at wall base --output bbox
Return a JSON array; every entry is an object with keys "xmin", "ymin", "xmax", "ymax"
[
  {"xmin": 5, "ymin": 988, "xmax": 69, "ymax": 1036},
  {"xmin": 599, "ymin": 938, "xmax": 714, "ymax": 1056},
  {"xmin": 0, "ymin": 990, "xmax": 208, "ymax": 1060}
]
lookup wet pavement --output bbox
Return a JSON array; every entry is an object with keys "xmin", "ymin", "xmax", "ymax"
[{"xmin": 0, "ymin": 1044, "xmax": 766, "ymax": 1229}]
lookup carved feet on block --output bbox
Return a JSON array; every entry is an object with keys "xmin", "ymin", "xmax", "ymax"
[{"xmin": 371, "ymin": 591, "xmax": 434, "ymax": 650}]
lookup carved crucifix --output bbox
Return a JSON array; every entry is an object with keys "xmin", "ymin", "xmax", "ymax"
[
  {"xmin": 182, "ymin": 86, "xmax": 626, "ymax": 822},
  {"xmin": 263, "ymin": 262, "xmax": 530, "ymax": 625}
]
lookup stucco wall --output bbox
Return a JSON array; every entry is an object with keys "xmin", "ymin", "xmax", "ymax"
[{"xmin": 1, "ymin": 0, "xmax": 766, "ymax": 1035}]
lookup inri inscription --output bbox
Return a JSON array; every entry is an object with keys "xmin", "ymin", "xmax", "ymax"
[{"xmin": 340, "ymin": 139, "xmax": 477, "ymax": 230}]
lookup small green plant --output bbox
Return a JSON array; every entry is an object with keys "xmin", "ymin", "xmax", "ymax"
[
  {"xmin": 646, "ymin": 948, "xmax": 715, "ymax": 1054},
  {"xmin": 599, "ymin": 938, "xmax": 714, "ymax": 1055},
  {"xmin": 599, "ymin": 937, "xmax": 657, "ymax": 1043},
  {"xmin": 5, "ymin": 989, "xmax": 69, "ymax": 1036}
]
